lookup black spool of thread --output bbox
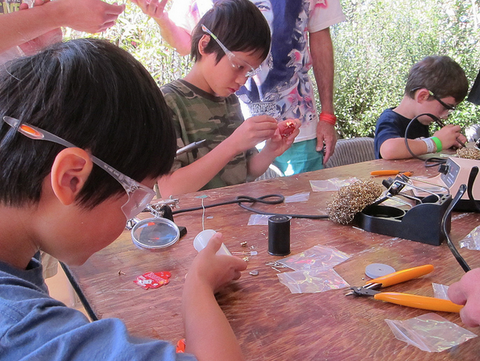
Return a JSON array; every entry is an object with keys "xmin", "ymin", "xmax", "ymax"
[{"xmin": 268, "ymin": 215, "xmax": 291, "ymax": 256}]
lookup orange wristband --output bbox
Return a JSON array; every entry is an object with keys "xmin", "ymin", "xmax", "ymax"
[{"xmin": 319, "ymin": 112, "xmax": 337, "ymax": 125}]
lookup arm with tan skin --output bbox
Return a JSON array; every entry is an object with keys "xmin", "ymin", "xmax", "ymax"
[
  {"xmin": 0, "ymin": 0, "xmax": 124, "ymax": 54},
  {"xmin": 158, "ymin": 115, "xmax": 278, "ymax": 197},
  {"xmin": 130, "ymin": 0, "xmax": 192, "ymax": 56},
  {"xmin": 183, "ymin": 233, "xmax": 247, "ymax": 360},
  {"xmin": 448, "ymin": 268, "xmax": 480, "ymax": 327},
  {"xmin": 380, "ymin": 125, "xmax": 466, "ymax": 160},
  {"xmin": 309, "ymin": 28, "xmax": 337, "ymax": 164}
]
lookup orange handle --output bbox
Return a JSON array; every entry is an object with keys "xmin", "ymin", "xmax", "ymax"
[
  {"xmin": 370, "ymin": 170, "xmax": 413, "ymax": 177},
  {"xmin": 368, "ymin": 264, "xmax": 435, "ymax": 287},
  {"xmin": 374, "ymin": 292, "xmax": 463, "ymax": 313}
]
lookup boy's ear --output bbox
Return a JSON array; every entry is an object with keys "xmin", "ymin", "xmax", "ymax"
[
  {"xmin": 416, "ymin": 88, "xmax": 431, "ymax": 103},
  {"xmin": 50, "ymin": 148, "xmax": 93, "ymax": 206},
  {"xmin": 199, "ymin": 34, "xmax": 211, "ymax": 55}
]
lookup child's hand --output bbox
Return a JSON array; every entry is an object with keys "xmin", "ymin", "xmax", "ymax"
[
  {"xmin": 448, "ymin": 268, "xmax": 480, "ymax": 327},
  {"xmin": 188, "ymin": 233, "xmax": 247, "ymax": 293},
  {"xmin": 433, "ymin": 124, "xmax": 466, "ymax": 149},
  {"xmin": 263, "ymin": 118, "xmax": 300, "ymax": 156},
  {"xmin": 230, "ymin": 115, "xmax": 278, "ymax": 152}
]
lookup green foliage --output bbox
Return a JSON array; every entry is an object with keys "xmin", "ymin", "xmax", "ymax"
[
  {"xmin": 66, "ymin": 0, "xmax": 480, "ymax": 138},
  {"xmin": 64, "ymin": 1, "xmax": 192, "ymax": 85}
]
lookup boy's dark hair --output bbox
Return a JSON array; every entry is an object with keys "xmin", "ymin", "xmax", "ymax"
[
  {"xmin": 191, "ymin": 0, "xmax": 271, "ymax": 63},
  {"xmin": 405, "ymin": 56, "xmax": 469, "ymax": 103},
  {"xmin": 0, "ymin": 38, "xmax": 176, "ymax": 209}
]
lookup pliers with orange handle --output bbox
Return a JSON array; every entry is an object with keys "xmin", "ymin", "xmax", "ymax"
[
  {"xmin": 346, "ymin": 264, "xmax": 463, "ymax": 313},
  {"xmin": 370, "ymin": 170, "xmax": 413, "ymax": 177}
]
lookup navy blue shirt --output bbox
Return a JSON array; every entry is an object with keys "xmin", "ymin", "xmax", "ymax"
[{"xmin": 374, "ymin": 108, "xmax": 429, "ymax": 158}]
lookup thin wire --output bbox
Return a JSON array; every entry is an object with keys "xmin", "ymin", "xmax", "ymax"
[
  {"xmin": 201, "ymin": 197, "xmax": 206, "ymax": 230},
  {"xmin": 171, "ymin": 194, "xmax": 328, "ymax": 219}
]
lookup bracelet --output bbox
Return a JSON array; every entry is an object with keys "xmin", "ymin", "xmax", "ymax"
[
  {"xmin": 431, "ymin": 136, "xmax": 443, "ymax": 152},
  {"xmin": 421, "ymin": 137, "xmax": 436, "ymax": 153},
  {"xmin": 319, "ymin": 112, "xmax": 337, "ymax": 125}
]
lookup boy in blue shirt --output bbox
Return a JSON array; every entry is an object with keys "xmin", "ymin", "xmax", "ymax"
[
  {"xmin": 0, "ymin": 39, "xmax": 246, "ymax": 361},
  {"xmin": 375, "ymin": 56, "xmax": 468, "ymax": 159}
]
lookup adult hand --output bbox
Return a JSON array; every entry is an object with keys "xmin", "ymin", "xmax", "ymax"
[
  {"xmin": 448, "ymin": 268, "xmax": 480, "ymax": 327},
  {"xmin": 229, "ymin": 115, "xmax": 277, "ymax": 153},
  {"xmin": 57, "ymin": 0, "xmax": 125, "ymax": 33},
  {"xmin": 433, "ymin": 124, "xmax": 466, "ymax": 150},
  {"xmin": 130, "ymin": 0, "xmax": 169, "ymax": 20},
  {"xmin": 189, "ymin": 233, "xmax": 247, "ymax": 293},
  {"xmin": 316, "ymin": 121, "xmax": 337, "ymax": 164},
  {"xmin": 18, "ymin": 0, "xmax": 62, "ymax": 55}
]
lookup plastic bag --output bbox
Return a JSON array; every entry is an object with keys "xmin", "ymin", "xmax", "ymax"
[
  {"xmin": 310, "ymin": 177, "xmax": 360, "ymax": 192},
  {"xmin": 277, "ymin": 245, "xmax": 350, "ymax": 271},
  {"xmin": 432, "ymin": 283, "xmax": 450, "ymax": 300},
  {"xmin": 385, "ymin": 313, "xmax": 477, "ymax": 352},
  {"xmin": 277, "ymin": 268, "xmax": 350, "ymax": 294},
  {"xmin": 284, "ymin": 192, "xmax": 310, "ymax": 203},
  {"xmin": 459, "ymin": 225, "xmax": 480, "ymax": 250},
  {"xmin": 247, "ymin": 214, "xmax": 272, "ymax": 225}
]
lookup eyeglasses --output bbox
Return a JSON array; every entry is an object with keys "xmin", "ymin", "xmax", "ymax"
[
  {"xmin": 201, "ymin": 24, "xmax": 260, "ymax": 78},
  {"xmin": 428, "ymin": 90, "xmax": 456, "ymax": 112},
  {"xmin": 2, "ymin": 116, "xmax": 155, "ymax": 220}
]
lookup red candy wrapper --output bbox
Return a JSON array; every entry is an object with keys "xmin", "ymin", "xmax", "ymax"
[{"xmin": 134, "ymin": 271, "xmax": 171, "ymax": 290}]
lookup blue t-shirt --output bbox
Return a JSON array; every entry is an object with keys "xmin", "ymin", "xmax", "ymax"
[
  {"xmin": 0, "ymin": 257, "xmax": 196, "ymax": 361},
  {"xmin": 374, "ymin": 108, "xmax": 429, "ymax": 159}
]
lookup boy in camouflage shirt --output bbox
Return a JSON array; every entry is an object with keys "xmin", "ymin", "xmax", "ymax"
[{"xmin": 158, "ymin": 0, "xmax": 299, "ymax": 197}]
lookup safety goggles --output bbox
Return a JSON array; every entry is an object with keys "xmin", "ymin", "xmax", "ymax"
[
  {"xmin": 428, "ymin": 90, "xmax": 456, "ymax": 113},
  {"xmin": 3, "ymin": 116, "xmax": 155, "ymax": 220},
  {"xmin": 201, "ymin": 24, "xmax": 260, "ymax": 78}
]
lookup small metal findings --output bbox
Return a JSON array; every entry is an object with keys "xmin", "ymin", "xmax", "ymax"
[
  {"xmin": 243, "ymin": 256, "xmax": 249, "ymax": 262},
  {"xmin": 241, "ymin": 241, "xmax": 248, "ymax": 247},
  {"xmin": 249, "ymin": 270, "xmax": 259, "ymax": 276}
]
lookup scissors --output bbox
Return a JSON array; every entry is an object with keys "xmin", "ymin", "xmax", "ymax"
[{"xmin": 346, "ymin": 264, "xmax": 463, "ymax": 313}]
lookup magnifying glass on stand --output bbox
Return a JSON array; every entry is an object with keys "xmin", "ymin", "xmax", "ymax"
[{"xmin": 126, "ymin": 199, "xmax": 186, "ymax": 251}]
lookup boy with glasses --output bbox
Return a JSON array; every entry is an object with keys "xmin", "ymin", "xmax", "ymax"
[
  {"xmin": 374, "ymin": 55, "xmax": 468, "ymax": 159},
  {"xmin": 157, "ymin": 0, "xmax": 300, "ymax": 197},
  {"xmin": 0, "ymin": 38, "xmax": 246, "ymax": 361}
]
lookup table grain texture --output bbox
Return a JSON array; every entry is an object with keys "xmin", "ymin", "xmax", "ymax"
[{"xmin": 68, "ymin": 158, "xmax": 480, "ymax": 360}]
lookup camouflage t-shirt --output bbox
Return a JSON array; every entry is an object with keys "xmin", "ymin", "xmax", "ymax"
[{"xmin": 161, "ymin": 79, "xmax": 256, "ymax": 190}]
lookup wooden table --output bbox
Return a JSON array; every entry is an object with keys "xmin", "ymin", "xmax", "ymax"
[{"xmin": 68, "ymin": 158, "xmax": 480, "ymax": 360}]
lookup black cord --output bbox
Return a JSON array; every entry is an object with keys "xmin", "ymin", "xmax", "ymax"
[
  {"xmin": 404, "ymin": 113, "xmax": 447, "ymax": 167},
  {"xmin": 441, "ymin": 184, "xmax": 471, "ymax": 272},
  {"xmin": 169, "ymin": 194, "xmax": 329, "ymax": 219},
  {"xmin": 467, "ymin": 166, "xmax": 480, "ymax": 213}
]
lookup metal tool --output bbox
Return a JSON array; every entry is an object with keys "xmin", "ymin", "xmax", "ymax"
[
  {"xmin": 346, "ymin": 264, "xmax": 463, "ymax": 313},
  {"xmin": 176, "ymin": 139, "xmax": 206, "ymax": 156}
]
